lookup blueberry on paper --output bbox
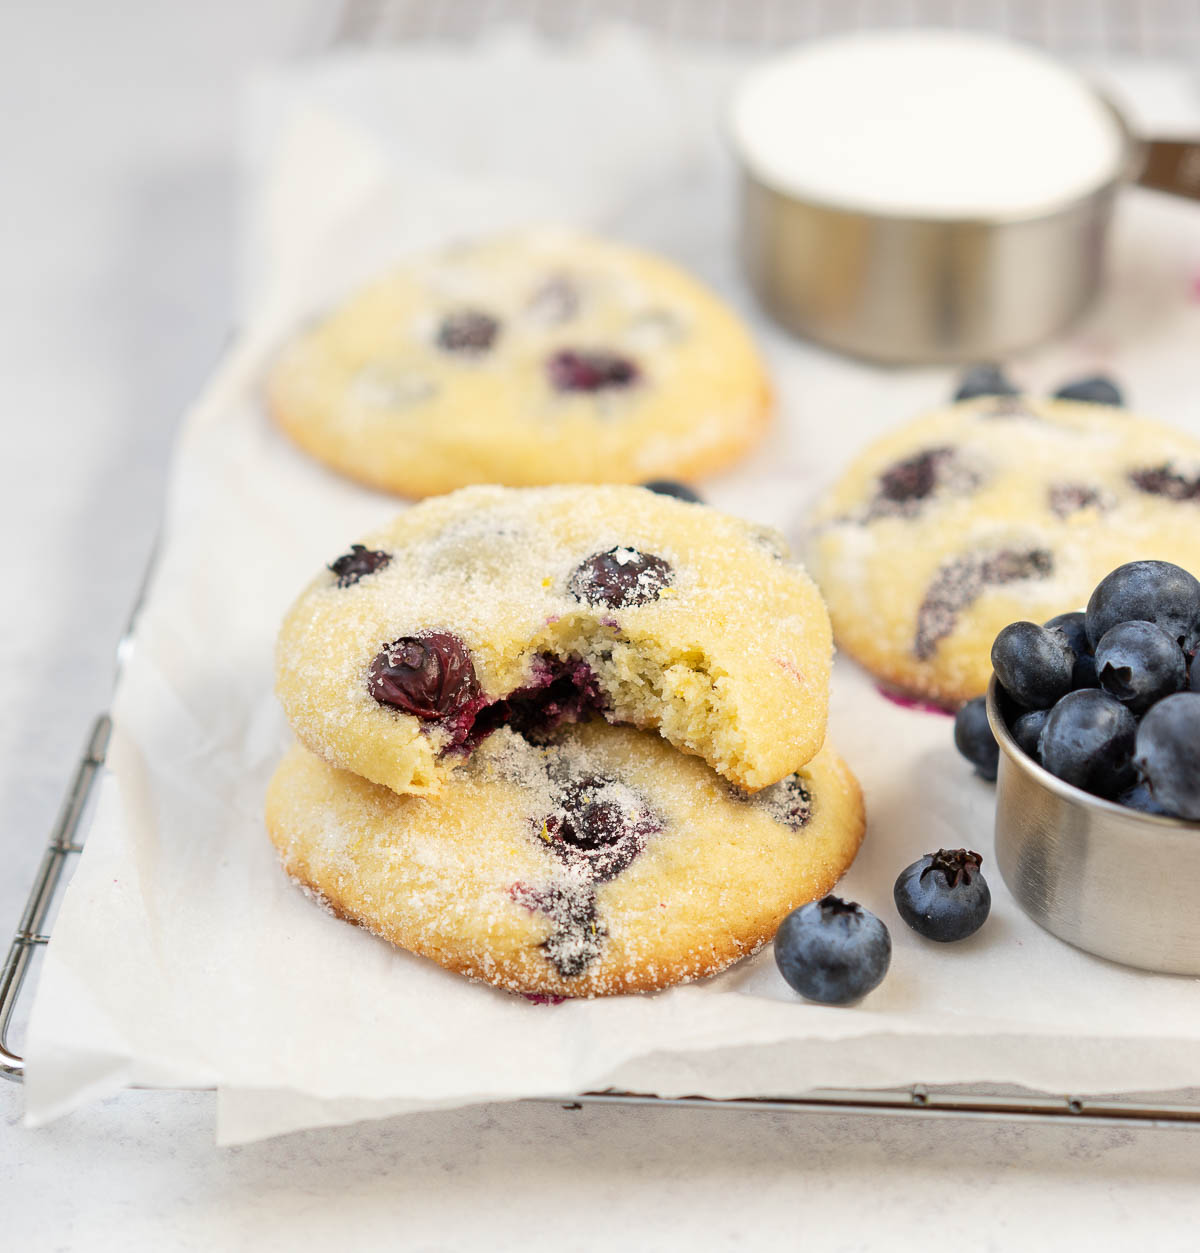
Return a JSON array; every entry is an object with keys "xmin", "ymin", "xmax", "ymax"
[
  {"xmin": 1095, "ymin": 620, "xmax": 1187, "ymax": 715},
  {"xmin": 953, "ymin": 364, "xmax": 1019, "ymax": 402},
  {"xmin": 1133, "ymin": 693, "xmax": 1200, "ymax": 820},
  {"xmin": 1037, "ymin": 688, "xmax": 1137, "ymax": 798},
  {"xmin": 1053, "ymin": 375, "xmax": 1124, "ymax": 407},
  {"xmin": 991, "ymin": 621, "xmax": 1076, "ymax": 709},
  {"xmin": 774, "ymin": 896, "xmax": 891, "ymax": 1005},
  {"xmin": 893, "ymin": 849, "xmax": 991, "ymax": 942},
  {"xmin": 1085, "ymin": 561, "xmax": 1200, "ymax": 653},
  {"xmin": 953, "ymin": 696, "xmax": 999, "ymax": 781}
]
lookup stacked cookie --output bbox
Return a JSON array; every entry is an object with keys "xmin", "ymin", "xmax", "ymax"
[
  {"xmin": 266, "ymin": 229, "xmax": 771, "ymax": 497},
  {"xmin": 268, "ymin": 485, "xmax": 864, "ymax": 997}
]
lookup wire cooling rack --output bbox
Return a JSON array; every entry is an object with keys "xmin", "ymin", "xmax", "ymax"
[
  {"xmin": 331, "ymin": 0, "xmax": 1200, "ymax": 58},
  {"xmin": 6, "ymin": 0, "xmax": 1200, "ymax": 1127},
  {"xmin": 4, "ymin": 564, "xmax": 1200, "ymax": 1130}
]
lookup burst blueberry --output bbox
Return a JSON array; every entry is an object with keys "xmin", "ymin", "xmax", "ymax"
[
  {"xmin": 893, "ymin": 849, "xmax": 991, "ymax": 942},
  {"xmin": 953, "ymin": 696, "xmax": 998, "ymax": 781},
  {"xmin": 436, "ymin": 309, "xmax": 499, "ymax": 354},
  {"xmin": 328, "ymin": 544, "xmax": 391, "ymax": 588},
  {"xmin": 1095, "ymin": 619, "xmax": 1187, "ymax": 714},
  {"xmin": 773, "ymin": 896, "xmax": 891, "ymax": 1005},
  {"xmin": 1133, "ymin": 693, "xmax": 1200, "ymax": 820},
  {"xmin": 991, "ymin": 621, "xmax": 1076, "ymax": 709},
  {"xmin": 1037, "ymin": 688, "xmax": 1137, "ymax": 798},
  {"xmin": 548, "ymin": 349, "xmax": 638, "ymax": 392},
  {"xmin": 367, "ymin": 632, "xmax": 480, "ymax": 719}
]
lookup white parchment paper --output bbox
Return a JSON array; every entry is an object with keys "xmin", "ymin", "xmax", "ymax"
[{"xmin": 24, "ymin": 31, "xmax": 1200, "ymax": 1143}]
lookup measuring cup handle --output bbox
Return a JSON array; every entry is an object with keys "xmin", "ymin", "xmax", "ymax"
[{"xmin": 1135, "ymin": 139, "xmax": 1200, "ymax": 201}]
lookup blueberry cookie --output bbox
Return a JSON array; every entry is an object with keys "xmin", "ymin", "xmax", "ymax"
[
  {"xmin": 809, "ymin": 394, "xmax": 1200, "ymax": 706},
  {"xmin": 265, "ymin": 722, "xmax": 865, "ymax": 997},
  {"xmin": 266, "ymin": 229, "xmax": 771, "ymax": 497},
  {"xmin": 275, "ymin": 485, "xmax": 832, "ymax": 796}
]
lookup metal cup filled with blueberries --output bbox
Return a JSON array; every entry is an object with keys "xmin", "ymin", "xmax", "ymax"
[{"xmin": 956, "ymin": 558, "xmax": 1200, "ymax": 819}]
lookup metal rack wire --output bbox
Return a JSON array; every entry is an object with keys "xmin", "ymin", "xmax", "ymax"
[
  {"xmin": 331, "ymin": 0, "xmax": 1200, "ymax": 58},
  {"xmin": 6, "ymin": 0, "xmax": 1200, "ymax": 1126}
]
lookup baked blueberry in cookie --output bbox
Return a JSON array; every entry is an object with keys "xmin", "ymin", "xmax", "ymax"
[
  {"xmin": 265, "ymin": 721, "xmax": 865, "ymax": 997},
  {"xmin": 809, "ymin": 393, "xmax": 1200, "ymax": 706},
  {"xmin": 367, "ymin": 633, "xmax": 480, "ymax": 720},
  {"xmin": 436, "ymin": 309, "xmax": 500, "ymax": 354},
  {"xmin": 276, "ymin": 485, "xmax": 833, "ymax": 796},
  {"xmin": 567, "ymin": 547, "xmax": 673, "ymax": 609},
  {"xmin": 266, "ymin": 229, "xmax": 771, "ymax": 496},
  {"xmin": 547, "ymin": 349, "xmax": 639, "ymax": 392},
  {"xmin": 329, "ymin": 545, "xmax": 391, "ymax": 588}
]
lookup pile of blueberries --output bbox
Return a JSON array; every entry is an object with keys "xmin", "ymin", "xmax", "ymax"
[{"xmin": 955, "ymin": 560, "xmax": 1200, "ymax": 820}]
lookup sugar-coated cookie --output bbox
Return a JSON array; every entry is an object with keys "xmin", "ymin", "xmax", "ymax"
[
  {"xmin": 276, "ymin": 485, "xmax": 833, "ymax": 795},
  {"xmin": 266, "ymin": 229, "xmax": 771, "ymax": 496},
  {"xmin": 809, "ymin": 394, "xmax": 1200, "ymax": 706},
  {"xmin": 265, "ymin": 723, "xmax": 865, "ymax": 997}
]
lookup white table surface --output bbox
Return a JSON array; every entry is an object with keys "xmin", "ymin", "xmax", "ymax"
[{"xmin": 5, "ymin": 4, "xmax": 1200, "ymax": 1249}]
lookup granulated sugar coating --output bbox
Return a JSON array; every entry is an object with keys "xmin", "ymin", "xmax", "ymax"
[
  {"xmin": 265, "ymin": 228, "xmax": 771, "ymax": 497},
  {"xmin": 264, "ymin": 723, "xmax": 865, "ymax": 997},
  {"xmin": 731, "ymin": 30, "xmax": 1124, "ymax": 219},
  {"xmin": 808, "ymin": 395, "xmax": 1200, "ymax": 707},
  {"xmin": 276, "ymin": 484, "xmax": 834, "ymax": 795}
]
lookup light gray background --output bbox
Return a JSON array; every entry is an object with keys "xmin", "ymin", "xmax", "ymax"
[{"xmin": 4, "ymin": 3, "xmax": 1200, "ymax": 1248}]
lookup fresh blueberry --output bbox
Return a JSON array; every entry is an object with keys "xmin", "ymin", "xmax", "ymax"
[
  {"xmin": 547, "ymin": 349, "xmax": 638, "ymax": 392},
  {"xmin": 1095, "ymin": 620, "xmax": 1187, "ymax": 714},
  {"xmin": 1043, "ymin": 611, "xmax": 1099, "ymax": 689},
  {"xmin": 1053, "ymin": 375, "xmax": 1124, "ymax": 406},
  {"xmin": 567, "ymin": 547, "xmax": 673, "ymax": 609},
  {"xmin": 367, "ymin": 632, "xmax": 480, "ymax": 719},
  {"xmin": 1085, "ymin": 560, "xmax": 1200, "ymax": 653},
  {"xmin": 328, "ymin": 544, "xmax": 391, "ymax": 588},
  {"xmin": 893, "ymin": 849, "xmax": 991, "ymax": 942},
  {"xmin": 1117, "ymin": 781, "xmax": 1174, "ymax": 817},
  {"xmin": 991, "ymin": 621, "xmax": 1076, "ymax": 709},
  {"xmin": 773, "ymin": 896, "xmax": 891, "ymax": 1005},
  {"xmin": 1133, "ymin": 693, "xmax": 1200, "ymax": 820},
  {"xmin": 1010, "ymin": 708, "xmax": 1050, "ymax": 760},
  {"xmin": 953, "ymin": 696, "xmax": 998, "ymax": 781},
  {"xmin": 1037, "ymin": 688, "xmax": 1138, "ymax": 798},
  {"xmin": 953, "ymin": 364, "xmax": 1019, "ymax": 402},
  {"xmin": 641, "ymin": 480, "xmax": 703, "ymax": 503},
  {"xmin": 437, "ymin": 309, "xmax": 499, "ymax": 354}
]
